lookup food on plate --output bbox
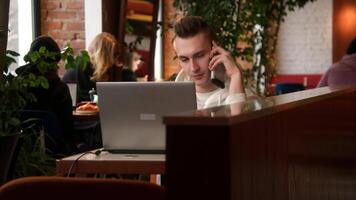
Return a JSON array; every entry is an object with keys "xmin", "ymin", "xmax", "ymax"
[{"xmin": 76, "ymin": 102, "xmax": 99, "ymax": 112}]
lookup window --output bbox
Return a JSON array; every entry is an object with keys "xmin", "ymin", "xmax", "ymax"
[{"xmin": 7, "ymin": 0, "xmax": 38, "ymax": 71}]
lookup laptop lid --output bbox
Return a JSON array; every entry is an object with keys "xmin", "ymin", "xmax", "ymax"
[
  {"xmin": 97, "ymin": 82, "xmax": 196, "ymax": 152},
  {"xmin": 66, "ymin": 83, "xmax": 77, "ymax": 107}
]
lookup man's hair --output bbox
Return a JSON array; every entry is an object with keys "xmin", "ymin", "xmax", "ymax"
[
  {"xmin": 173, "ymin": 16, "xmax": 216, "ymax": 41},
  {"xmin": 346, "ymin": 38, "xmax": 356, "ymax": 55}
]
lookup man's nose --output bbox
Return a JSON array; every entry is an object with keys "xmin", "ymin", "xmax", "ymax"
[{"xmin": 189, "ymin": 59, "xmax": 199, "ymax": 72}]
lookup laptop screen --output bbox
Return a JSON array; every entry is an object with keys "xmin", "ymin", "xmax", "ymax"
[{"xmin": 97, "ymin": 82, "xmax": 196, "ymax": 152}]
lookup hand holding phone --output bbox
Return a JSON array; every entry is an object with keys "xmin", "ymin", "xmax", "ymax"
[
  {"xmin": 209, "ymin": 41, "xmax": 242, "ymax": 79},
  {"xmin": 209, "ymin": 41, "xmax": 245, "ymax": 95},
  {"xmin": 211, "ymin": 69, "xmax": 225, "ymax": 89},
  {"xmin": 210, "ymin": 41, "xmax": 225, "ymax": 89}
]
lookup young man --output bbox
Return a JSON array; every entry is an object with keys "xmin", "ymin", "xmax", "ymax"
[{"xmin": 173, "ymin": 16, "xmax": 246, "ymax": 109}]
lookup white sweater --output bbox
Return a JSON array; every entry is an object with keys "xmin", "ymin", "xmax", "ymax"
[{"xmin": 175, "ymin": 70, "xmax": 246, "ymax": 109}]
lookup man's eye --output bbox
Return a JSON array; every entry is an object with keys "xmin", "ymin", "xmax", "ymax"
[
  {"xmin": 179, "ymin": 58, "xmax": 188, "ymax": 63},
  {"xmin": 196, "ymin": 53, "xmax": 204, "ymax": 57},
  {"xmin": 195, "ymin": 53, "xmax": 206, "ymax": 58}
]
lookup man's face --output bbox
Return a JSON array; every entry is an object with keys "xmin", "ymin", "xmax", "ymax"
[{"xmin": 173, "ymin": 32, "xmax": 212, "ymax": 89}]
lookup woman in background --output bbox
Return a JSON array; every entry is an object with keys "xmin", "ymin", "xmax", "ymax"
[{"xmin": 63, "ymin": 32, "xmax": 136, "ymax": 102}]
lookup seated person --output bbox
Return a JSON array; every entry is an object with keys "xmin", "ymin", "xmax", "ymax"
[
  {"xmin": 318, "ymin": 38, "xmax": 356, "ymax": 87},
  {"xmin": 173, "ymin": 16, "xmax": 246, "ymax": 109},
  {"xmin": 124, "ymin": 50, "xmax": 144, "ymax": 72},
  {"xmin": 123, "ymin": 50, "xmax": 148, "ymax": 81},
  {"xmin": 63, "ymin": 32, "xmax": 136, "ymax": 102},
  {"xmin": 16, "ymin": 36, "xmax": 74, "ymax": 156}
]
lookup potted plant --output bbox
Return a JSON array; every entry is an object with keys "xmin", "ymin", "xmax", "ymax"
[
  {"xmin": 0, "ymin": 44, "xmax": 89, "ymax": 184},
  {"xmin": 0, "ymin": 50, "xmax": 37, "ymax": 184}
]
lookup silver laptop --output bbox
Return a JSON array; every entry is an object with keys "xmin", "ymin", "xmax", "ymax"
[
  {"xmin": 97, "ymin": 82, "xmax": 196, "ymax": 153},
  {"xmin": 66, "ymin": 83, "xmax": 77, "ymax": 107}
]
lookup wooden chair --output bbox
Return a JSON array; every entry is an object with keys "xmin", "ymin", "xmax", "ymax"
[{"xmin": 0, "ymin": 176, "xmax": 165, "ymax": 200}]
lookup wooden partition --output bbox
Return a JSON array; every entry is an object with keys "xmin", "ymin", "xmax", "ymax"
[{"xmin": 164, "ymin": 87, "xmax": 356, "ymax": 200}]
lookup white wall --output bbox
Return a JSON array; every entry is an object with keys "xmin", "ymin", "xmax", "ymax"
[
  {"xmin": 276, "ymin": 0, "xmax": 332, "ymax": 74},
  {"xmin": 84, "ymin": 0, "xmax": 102, "ymax": 49}
]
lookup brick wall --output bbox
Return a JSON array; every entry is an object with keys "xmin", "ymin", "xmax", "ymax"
[
  {"xmin": 41, "ymin": 0, "xmax": 85, "ymax": 75},
  {"xmin": 276, "ymin": 0, "xmax": 332, "ymax": 74},
  {"xmin": 41, "ymin": 0, "xmax": 85, "ymax": 52}
]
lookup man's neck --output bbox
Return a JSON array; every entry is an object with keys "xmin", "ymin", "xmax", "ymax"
[{"xmin": 196, "ymin": 82, "xmax": 218, "ymax": 93}]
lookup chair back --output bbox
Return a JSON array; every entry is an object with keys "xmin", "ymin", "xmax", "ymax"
[
  {"xmin": 275, "ymin": 83, "xmax": 305, "ymax": 95},
  {"xmin": 0, "ymin": 176, "xmax": 165, "ymax": 200}
]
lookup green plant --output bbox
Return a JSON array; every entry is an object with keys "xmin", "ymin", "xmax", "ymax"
[
  {"xmin": 1, "ymin": 45, "xmax": 89, "ymax": 136},
  {"xmin": 0, "ymin": 50, "xmax": 39, "ymax": 136},
  {"xmin": 1, "ymin": 44, "xmax": 89, "ymax": 177},
  {"xmin": 13, "ymin": 119, "xmax": 56, "ymax": 177},
  {"xmin": 172, "ymin": 0, "xmax": 316, "ymax": 96}
]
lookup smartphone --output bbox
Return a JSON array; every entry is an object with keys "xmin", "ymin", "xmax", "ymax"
[
  {"xmin": 210, "ymin": 43, "xmax": 225, "ymax": 89},
  {"xmin": 211, "ymin": 71, "xmax": 225, "ymax": 89}
]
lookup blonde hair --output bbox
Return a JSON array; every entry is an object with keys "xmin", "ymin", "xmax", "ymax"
[{"xmin": 88, "ymin": 32, "xmax": 120, "ymax": 81}]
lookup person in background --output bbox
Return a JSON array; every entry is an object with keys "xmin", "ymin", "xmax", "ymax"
[
  {"xmin": 16, "ymin": 36, "xmax": 74, "ymax": 155},
  {"xmin": 123, "ymin": 50, "xmax": 146, "ymax": 80},
  {"xmin": 62, "ymin": 32, "xmax": 136, "ymax": 102},
  {"xmin": 318, "ymin": 38, "xmax": 356, "ymax": 87},
  {"xmin": 173, "ymin": 16, "xmax": 246, "ymax": 109},
  {"xmin": 124, "ymin": 51, "xmax": 144, "ymax": 72}
]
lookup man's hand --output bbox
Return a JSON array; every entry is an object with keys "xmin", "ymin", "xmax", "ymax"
[
  {"xmin": 209, "ymin": 41, "xmax": 241, "ymax": 78},
  {"xmin": 208, "ymin": 41, "xmax": 245, "ymax": 95}
]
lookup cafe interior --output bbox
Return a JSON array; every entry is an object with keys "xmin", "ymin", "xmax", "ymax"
[{"xmin": 1, "ymin": 0, "xmax": 356, "ymax": 199}]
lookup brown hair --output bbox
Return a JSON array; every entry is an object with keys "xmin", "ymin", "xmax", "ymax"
[
  {"xmin": 173, "ymin": 16, "xmax": 216, "ymax": 42},
  {"xmin": 346, "ymin": 38, "xmax": 356, "ymax": 55},
  {"xmin": 88, "ymin": 32, "xmax": 120, "ymax": 81}
]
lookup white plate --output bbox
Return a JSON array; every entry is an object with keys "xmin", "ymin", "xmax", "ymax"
[{"xmin": 74, "ymin": 110, "xmax": 99, "ymax": 115}]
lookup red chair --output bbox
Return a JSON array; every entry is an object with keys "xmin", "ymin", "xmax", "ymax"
[{"xmin": 0, "ymin": 176, "xmax": 165, "ymax": 200}]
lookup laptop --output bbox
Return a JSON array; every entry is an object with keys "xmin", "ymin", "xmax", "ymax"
[
  {"xmin": 66, "ymin": 83, "xmax": 77, "ymax": 107},
  {"xmin": 96, "ymin": 82, "xmax": 196, "ymax": 154}
]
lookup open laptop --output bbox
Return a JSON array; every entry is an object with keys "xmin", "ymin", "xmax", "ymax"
[
  {"xmin": 96, "ymin": 82, "xmax": 196, "ymax": 154},
  {"xmin": 66, "ymin": 83, "xmax": 77, "ymax": 107}
]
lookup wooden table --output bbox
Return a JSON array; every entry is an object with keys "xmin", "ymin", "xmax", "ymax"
[
  {"xmin": 56, "ymin": 150, "xmax": 165, "ymax": 184},
  {"xmin": 72, "ymin": 111, "xmax": 99, "ymax": 122}
]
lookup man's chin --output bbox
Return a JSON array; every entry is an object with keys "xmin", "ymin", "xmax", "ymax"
[{"xmin": 194, "ymin": 79, "xmax": 210, "ymax": 87}]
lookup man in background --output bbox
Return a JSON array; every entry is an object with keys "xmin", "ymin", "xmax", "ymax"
[{"xmin": 318, "ymin": 38, "xmax": 356, "ymax": 87}]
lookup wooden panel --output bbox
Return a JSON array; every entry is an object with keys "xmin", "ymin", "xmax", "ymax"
[
  {"xmin": 101, "ymin": 0, "xmax": 126, "ymax": 58},
  {"xmin": 166, "ymin": 125, "xmax": 231, "ymax": 200},
  {"xmin": 165, "ymin": 87, "xmax": 356, "ymax": 200}
]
